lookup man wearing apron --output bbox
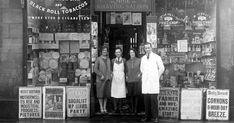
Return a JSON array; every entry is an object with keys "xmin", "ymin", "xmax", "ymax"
[{"xmin": 111, "ymin": 47, "xmax": 127, "ymax": 113}]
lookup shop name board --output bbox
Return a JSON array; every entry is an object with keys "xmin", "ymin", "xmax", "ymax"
[
  {"xmin": 95, "ymin": 0, "xmax": 151, "ymax": 11},
  {"xmin": 158, "ymin": 88, "xmax": 180, "ymax": 119},
  {"xmin": 28, "ymin": 0, "xmax": 88, "ymax": 15},
  {"xmin": 159, "ymin": 13, "xmax": 183, "ymax": 26},
  {"xmin": 206, "ymin": 89, "xmax": 229, "ymax": 120},
  {"xmin": 67, "ymin": 87, "xmax": 90, "ymax": 117},
  {"xmin": 19, "ymin": 87, "xmax": 42, "ymax": 118}
]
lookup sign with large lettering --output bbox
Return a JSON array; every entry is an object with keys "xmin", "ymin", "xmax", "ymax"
[
  {"xmin": 43, "ymin": 86, "xmax": 66, "ymax": 119},
  {"xmin": 206, "ymin": 89, "xmax": 229, "ymax": 120},
  {"xmin": 95, "ymin": 0, "xmax": 152, "ymax": 11},
  {"xmin": 19, "ymin": 87, "xmax": 42, "ymax": 118},
  {"xmin": 67, "ymin": 86, "xmax": 90, "ymax": 117},
  {"xmin": 158, "ymin": 88, "xmax": 180, "ymax": 119},
  {"xmin": 180, "ymin": 89, "xmax": 203, "ymax": 120}
]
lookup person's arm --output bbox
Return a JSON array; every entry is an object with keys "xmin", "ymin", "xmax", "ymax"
[
  {"xmin": 140, "ymin": 56, "xmax": 144, "ymax": 74},
  {"xmin": 157, "ymin": 56, "xmax": 165, "ymax": 78},
  {"xmin": 93, "ymin": 58, "xmax": 103, "ymax": 77}
]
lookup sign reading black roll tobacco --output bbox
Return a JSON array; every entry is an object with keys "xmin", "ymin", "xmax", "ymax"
[
  {"xmin": 67, "ymin": 86, "xmax": 90, "ymax": 117},
  {"xmin": 158, "ymin": 88, "xmax": 180, "ymax": 119},
  {"xmin": 19, "ymin": 87, "xmax": 42, "ymax": 118},
  {"xmin": 206, "ymin": 89, "xmax": 229, "ymax": 120},
  {"xmin": 27, "ymin": 0, "xmax": 90, "ymax": 20}
]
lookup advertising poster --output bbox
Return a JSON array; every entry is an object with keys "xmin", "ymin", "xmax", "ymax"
[
  {"xmin": 67, "ymin": 86, "xmax": 90, "ymax": 117},
  {"xmin": 19, "ymin": 87, "xmax": 42, "ymax": 118},
  {"xmin": 177, "ymin": 40, "xmax": 188, "ymax": 52},
  {"xmin": 122, "ymin": 12, "xmax": 132, "ymax": 25},
  {"xmin": 158, "ymin": 88, "xmax": 180, "ymax": 119},
  {"xmin": 132, "ymin": 13, "xmax": 142, "ymax": 25},
  {"xmin": 180, "ymin": 89, "xmax": 203, "ymax": 120},
  {"xmin": 206, "ymin": 89, "xmax": 229, "ymax": 120},
  {"xmin": 43, "ymin": 86, "xmax": 65, "ymax": 119},
  {"xmin": 147, "ymin": 23, "xmax": 157, "ymax": 48}
]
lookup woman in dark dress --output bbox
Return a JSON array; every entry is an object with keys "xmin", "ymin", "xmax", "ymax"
[
  {"xmin": 94, "ymin": 46, "xmax": 112, "ymax": 113},
  {"xmin": 126, "ymin": 48, "xmax": 141, "ymax": 114}
]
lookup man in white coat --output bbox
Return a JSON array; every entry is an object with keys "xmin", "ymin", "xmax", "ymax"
[{"xmin": 140, "ymin": 42, "xmax": 165, "ymax": 123}]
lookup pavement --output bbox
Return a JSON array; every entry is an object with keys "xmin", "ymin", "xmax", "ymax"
[{"xmin": 0, "ymin": 115, "xmax": 232, "ymax": 123}]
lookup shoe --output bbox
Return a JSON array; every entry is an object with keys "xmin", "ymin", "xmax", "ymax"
[
  {"xmin": 151, "ymin": 118, "xmax": 159, "ymax": 123},
  {"xmin": 140, "ymin": 117, "xmax": 150, "ymax": 122}
]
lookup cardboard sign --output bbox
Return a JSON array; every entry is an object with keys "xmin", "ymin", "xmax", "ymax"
[
  {"xmin": 67, "ymin": 86, "xmax": 90, "ymax": 117},
  {"xmin": 19, "ymin": 87, "xmax": 42, "ymax": 118},
  {"xmin": 181, "ymin": 89, "xmax": 203, "ymax": 120},
  {"xmin": 158, "ymin": 88, "xmax": 180, "ymax": 119},
  {"xmin": 43, "ymin": 86, "xmax": 66, "ymax": 119},
  {"xmin": 206, "ymin": 89, "xmax": 229, "ymax": 120}
]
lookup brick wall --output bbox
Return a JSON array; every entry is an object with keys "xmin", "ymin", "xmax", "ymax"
[{"xmin": 0, "ymin": 0, "xmax": 23, "ymax": 118}]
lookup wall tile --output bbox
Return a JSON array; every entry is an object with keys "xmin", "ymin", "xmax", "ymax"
[
  {"xmin": 2, "ymin": 9, "xmax": 23, "ymax": 24},
  {"xmin": 0, "ymin": 0, "xmax": 9, "ymax": 9},
  {"xmin": 9, "ymin": 24, "xmax": 23, "ymax": 38}
]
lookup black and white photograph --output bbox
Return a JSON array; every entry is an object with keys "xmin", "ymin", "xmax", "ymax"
[{"xmin": 1, "ymin": 0, "xmax": 234, "ymax": 123}]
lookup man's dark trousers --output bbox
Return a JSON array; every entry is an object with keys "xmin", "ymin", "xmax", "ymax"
[{"xmin": 144, "ymin": 94, "xmax": 158, "ymax": 119}]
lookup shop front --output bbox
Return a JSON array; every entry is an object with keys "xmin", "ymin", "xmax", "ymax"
[{"xmin": 18, "ymin": 0, "xmax": 232, "ymax": 121}]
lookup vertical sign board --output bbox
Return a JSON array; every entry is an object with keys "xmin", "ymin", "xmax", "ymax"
[
  {"xmin": 158, "ymin": 88, "xmax": 180, "ymax": 119},
  {"xmin": 180, "ymin": 89, "xmax": 203, "ymax": 120},
  {"xmin": 206, "ymin": 89, "xmax": 229, "ymax": 120},
  {"xmin": 43, "ymin": 86, "xmax": 66, "ymax": 119},
  {"xmin": 67, "ymin": 86, "xmax": 90, "ymax": 117},
  {"xmin": 19, "ymin": 87, "xmax": 42, "ymax": 118}
]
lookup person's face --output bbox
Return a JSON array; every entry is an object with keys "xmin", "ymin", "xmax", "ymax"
[
  {"xmin": 129, "ymin": 50, "xmax": 135, "ymax": 58},
  {"xmin": 144, "ymin": 44, "xmax": 152, "ymax": 54},
  {"xmin": 102, "ymin": 48, "xmax": 108, "ymax": 56},
  {"xmin": 115, "ymin": 49, "xmax": 122, "ymax": 58}
]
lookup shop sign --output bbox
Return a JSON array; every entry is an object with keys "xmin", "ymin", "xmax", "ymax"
[
  {"xmin": 28, "ymin": 0, "xmax": 88, "ymax": 15},
  {"xmin": 94, "ymin": 0, "xmax": 151, "ymax": 12},
  {"xmin": 43, "ymin": 86, "xmax": 66, "ymax": 119},
  {"xmin": 159, "ymin": 13, "xmax": 183, "ymax": 27},
  {"xmin": 19, "ymin": 87, "xmax": 42, "ymax": 118},
  {"xmin": 193, "ymin": 13, "xmax": 212, "ymax": 28},
  {"xmin": 180, "ymin": 89, "xmax": 203, "ymax": 120},
  {"xmin": 206, "ymin": 89, "xmax": 229, "ymax": 120},
  {"xmin": 27, "ymin": 0, "xmax": 90, "ymax": 20},
  {"xmin": 158, "ymin": 88, "xmax": 180, "ymax": 119},
  {"xmin": 67, "ymin": 86, "xmax": 90, "ymax": 117}
]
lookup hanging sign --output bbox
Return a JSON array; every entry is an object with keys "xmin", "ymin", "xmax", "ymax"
[
  {"xmin": 19, "ymin": 87, "xmax": 42, "ymax": 118},
  {"xmin": 158, "ymin": 88, "xmax": 180, "ymax": 119},
  {"xmin": 67, "ymin": 86, "xmax": 90, "ymax": 117},
  {"xmin": 159, "ymin": 13, "xmax": 183, "ymax": 27},
  {"xmin": 206, "ymin": 89, "xmax": 229, "ymax": 120},
  {"xmin": 180, "ymin": 89, "xmax": 203, "ymax": 120},
  {"xmin": 95, "ymin": 0, "xmax": 151, "ymax": 11},
  {"xmin": 193, "ymin": 13, "xmax": 212, "ymax": 29},
  {"xmin": 43, "ymin": 86, "xmax": 66, "ymax": 119}
]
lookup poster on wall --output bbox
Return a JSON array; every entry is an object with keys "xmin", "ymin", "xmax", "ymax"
[
  {"xmin": 206, "ymin": 89, "xmax": 229, "ymax": 120},
  {"xmin": 147, "ymin": 23, "xmax": 157, "ymax": 48},
  {"xmin": 67, "ymin": 86, "xmax": 90, "ymax": 117},
  {"xmin": 132, "ymin": 13, "xmax": 142, "ymax": 25},
  {"xmin": 43, "ymin": 86, "xmax": 65, "ymax": 119},
  {"xmin": 122, "ymin": 12, "xmax": 132, "ymax": 25},
  {"xmin": 19, "ymin": 87, "xmax": 42, "ymax": 118},
  {"xmin": 177, "ymin": 40, "xmax": 188, "ymax": 52},
  {"xmin": 91, "ymin": 22, "xmax": 98, "ymax": 36},
  {"xmin": 180, "ymin": 89, "xmax": 203, "ymax": 120},
  {"xmin": 158, "ymin": 88, "xmax": 180, "ymax": 119}
]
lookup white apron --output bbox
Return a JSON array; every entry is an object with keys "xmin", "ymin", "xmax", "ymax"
[{"xmin": 111, "ymin": 61, "xmax": 126, "ymax": 98}]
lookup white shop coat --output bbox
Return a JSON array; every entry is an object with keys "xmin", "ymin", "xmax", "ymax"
[{"xmin": 140, "ymin": 52, "xmax": 165, "ymax": 94}]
